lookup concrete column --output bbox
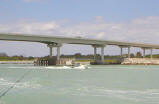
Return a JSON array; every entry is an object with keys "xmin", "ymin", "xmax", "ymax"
[
  {"xmin": 128, "ymin": 47, "xmax": 130, "ymax": 58},
  {"xmin": 47, "ymin": 44, "xmax": 54, "ymax": 58},
  {"xmin": 143, "ymin": 48, "xmax": 145, "ymax": 58},
  {"xmin": 47, "ymin": 43, "xmax": 62, "ymax": 58},
  {"xmin": 150, "ymin": 48, "xmax": 153, "ymax": 59},
  {"xmin": 120, "ymin": 47, "xmax": 123, "ymax": 56},
  {"xmin": 94, "ymin": 46, "xmax": 97, "ymax": 61},
  {"xmin": 101, "ymin": 46, "xmax": 105, "ymax": 63},
  {"xmin": 57, "ymin": 47, "xmax": 60, "ymax": 60},
  {"xmin": 49, "ymin": 46, "xmax": 53, "ymax": 58}
]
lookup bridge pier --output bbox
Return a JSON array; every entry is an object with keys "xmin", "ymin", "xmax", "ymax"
[
  {"xmin": 119, "ymin": 46, "xmax": 131, "ymax": 58},
  {"xmin": 47, "ymin": 43, "xmax": 62, "ymax": 59},
  {"xmin": 120, "ymin": 47, "xmax": 123, "ymax": 56},
  {"xmin": 142, "ymin": 48, "xmax": 146, "ymax": 58},
  {"xmin": 150, "ymin": 48, "xmax": 153, "ymax": 59},
  {"xmin": 128, "ymin": 46, "xmax": 131, "ymax": 58},
  {"xmin": 92, "ymin": 44, "xmax": 105, "ymax": 64},
  {"xmin": 101, "ymin": 46, "xmax": 105, "ymax": 63},
  {"xmin": 142, "ymin": 48, "xmax": 153, "ymax": 59},
  {"xmin": 57, "ymin": 46, "xmax": 60, "ymax": 60},
  {"xmin": 50, "ymin": 47, "xmax": 53, "ymax": 58},
  {"xmin": 47, "ymin": 44, "xmax": 54, "ymax": 58},
  {"xmin": 93, "ymin": 46, "xmax": 97, "ymax": 61}
]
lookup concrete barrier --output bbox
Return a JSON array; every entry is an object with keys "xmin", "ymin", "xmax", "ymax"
[{"xmin": 121, "ymin": 58, "xmax": 159, "ymax": 65}]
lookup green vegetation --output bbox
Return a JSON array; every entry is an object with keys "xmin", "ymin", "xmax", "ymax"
[
  {"xmin": 0, "ymin": 53, "xmax": 34, "ymax": 61},
  {"xmin": 146, "ymin": 54, "xmax": 159, "ymax": 58},
  {"xmin": 76, "ymin": 60, "xmax": 94, "ymax": 62},
  {"xmin": 104, "ymin": 59, "xmax": 118, "ymax": 64},
  {"xmin": 0, "ymin": 51, "xmax": 159, "ymax": 61}
]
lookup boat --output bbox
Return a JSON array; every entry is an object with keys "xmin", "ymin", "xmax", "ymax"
[{"xmin": 72, "ymin": 63, "xmax": 89, "ymax": 69}]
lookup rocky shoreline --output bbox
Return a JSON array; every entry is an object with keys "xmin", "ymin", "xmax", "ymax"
[{"xmin": 121, "ymin": 58, "xmax": 159, "ymax": 65}]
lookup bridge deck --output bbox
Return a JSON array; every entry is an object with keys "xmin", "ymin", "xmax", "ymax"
[{"xmin": 0, "ymin": 33, "xmax": 159, "ymax": 49}]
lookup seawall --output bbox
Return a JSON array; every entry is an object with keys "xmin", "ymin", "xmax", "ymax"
[{"xmin": 121, "ymin": 58, "xmax": 159, "ymax": 65}]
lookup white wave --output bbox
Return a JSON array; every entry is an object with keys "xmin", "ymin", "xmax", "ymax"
[
  {"xmin": 45, "ymin": 65, "xmax": 90, "ymax": 70},
  {"xmin": 73, "ymin": 65, "xmax": 87, "ymax": 70},
  {"xmin": 45, "ymin": 66, "xmax": 72, "ymax": 69},
  {"xmin": 62, "ymin": 86, "xmax": 159, "ymax": 102},
  {"xmin": 14, "ymin": 82, "xmax": 41, "ymax": 89},
  {"xmin": 0, "ymin": 78, "xmax": 6, "ymax": 81},
  {"xmin": 8, "ymin": 66, "xmax": 37, "ymax": 69},
  {"xmin": 0, "ymin": 78, "xmax": 41, "ymax": 89},
  {"xmin": 7, "ymin": 65, "xmax": 91, "ymax": 70}
]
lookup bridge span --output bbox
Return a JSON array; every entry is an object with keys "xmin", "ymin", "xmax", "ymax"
[{"xmin": 0, "ymin": 33, "xmax": 159, "ymax": 63}]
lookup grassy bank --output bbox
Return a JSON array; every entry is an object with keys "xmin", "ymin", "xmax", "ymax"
[{"xmin": 0, "ymin": 56, "xmax": 34, "ymax": 61}]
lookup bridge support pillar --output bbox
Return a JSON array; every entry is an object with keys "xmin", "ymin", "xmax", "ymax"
[
  {"xmin": 128, "ymin": 47, "xmax": 131, "ymax": 58},
  {"xmin": 47, "ymin": 43, "xmax": 62, "ymax": 59},
  {"xmin": 57, "ymin": 47, "xmax": 60, "ymax": 60},
  {"xmin": 150, "ymin": 48, "xmax": 153, "ymax": 59},
  {"xmin": 47, "ymin": 44, "xmax": 54, "ymax": 58},
  {"xmin": 101, "ymin": 46, "xmax": 105, "ymax": 63},
  {"xmin": 120, "ymin": 47, "xmax": 123, "ymax": 56},
  {"xmin": 119, "ymin": 46, "xmax": 131, "ymax": 58},
  {"xmin": 143, "ymin": 48, "xmax": 146, "ymax": 58},
  {"xmin": 92, "ymin": 44, "xmax": 105, "ymax": 63},
  {"xmin": 94, "ymin": 46, "xmax": 97, "ymax": 61},
  {"xmin": 50, "ymin": 47, "xmax": 53, "ymax": 58}
]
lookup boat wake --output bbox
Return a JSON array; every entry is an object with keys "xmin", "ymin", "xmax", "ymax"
[
  {"xmin": 45, "ymin": 65, "xmax": 90, "ymax": 70},
  {"xmin": 0, "ymin": 78, "xmax": 41, "ymax": 90}
]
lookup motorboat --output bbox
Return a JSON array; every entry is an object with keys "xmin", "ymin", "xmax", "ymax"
[{"xmin": 72, "ymin": 63, "xmax": 89, "ymax": 69}]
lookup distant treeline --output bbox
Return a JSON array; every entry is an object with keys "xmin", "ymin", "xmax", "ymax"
[
  {"xmin": 0, "ymin": 52, "xmax": 159, "ymax": 61},
  {"xmin": 59, "ymin": 52, "xmax": 159, "ymax": 59},
  {"xmin": 0, "ymin": 52, "xmax": 34, "ymax": 61}
]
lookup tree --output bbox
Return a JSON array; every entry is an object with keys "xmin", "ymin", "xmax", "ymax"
[
  {"xmin": 74, "ymin": 53, "xmax": 82, "ymax": 58},
  {"xmin": 136, "ymin": 52, "xmax": 142, "ymax": 58},
  {"xmin": 130, "ymin": 53, "xmax": 135, "ymax": 58},
  {"xmin": 28, "ymin": 56, "xmax": 34, "ymax": 60},
  {"xmin": 0, "ymin": 52, "xmax": 8, "ymax": 57}
]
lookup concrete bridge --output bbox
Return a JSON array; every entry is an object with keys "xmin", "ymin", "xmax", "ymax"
[{"xmin": 0, "ymin": 33, "xmax": 159, "ymax": 63}]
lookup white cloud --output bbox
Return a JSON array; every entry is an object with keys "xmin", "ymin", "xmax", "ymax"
[{"xmin": 0, "ymin": 21, "xmax": 60, "ymax": 35}]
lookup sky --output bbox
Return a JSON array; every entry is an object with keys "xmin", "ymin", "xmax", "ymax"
[{"xmin": 0, "ymin": 0, "xmax": 159, "ymax": 56}]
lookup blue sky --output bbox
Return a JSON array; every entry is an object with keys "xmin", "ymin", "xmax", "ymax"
[
  {"xmin": 1, "ymin": 0, "xmax": 159, "ymax": 22},
  {"xmin": 0, "ymin": 0, "xmax": 159, "ymax": 56}
]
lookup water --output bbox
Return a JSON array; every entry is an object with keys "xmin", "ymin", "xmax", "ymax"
[{"xmin": 0, "ymin": 64, "xmax": 159, "ymax": 104}]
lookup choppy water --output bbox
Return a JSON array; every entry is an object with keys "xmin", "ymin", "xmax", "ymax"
[{"xmin": 0, "ymin": 64, "xmax": 159, "ymax": 104}]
